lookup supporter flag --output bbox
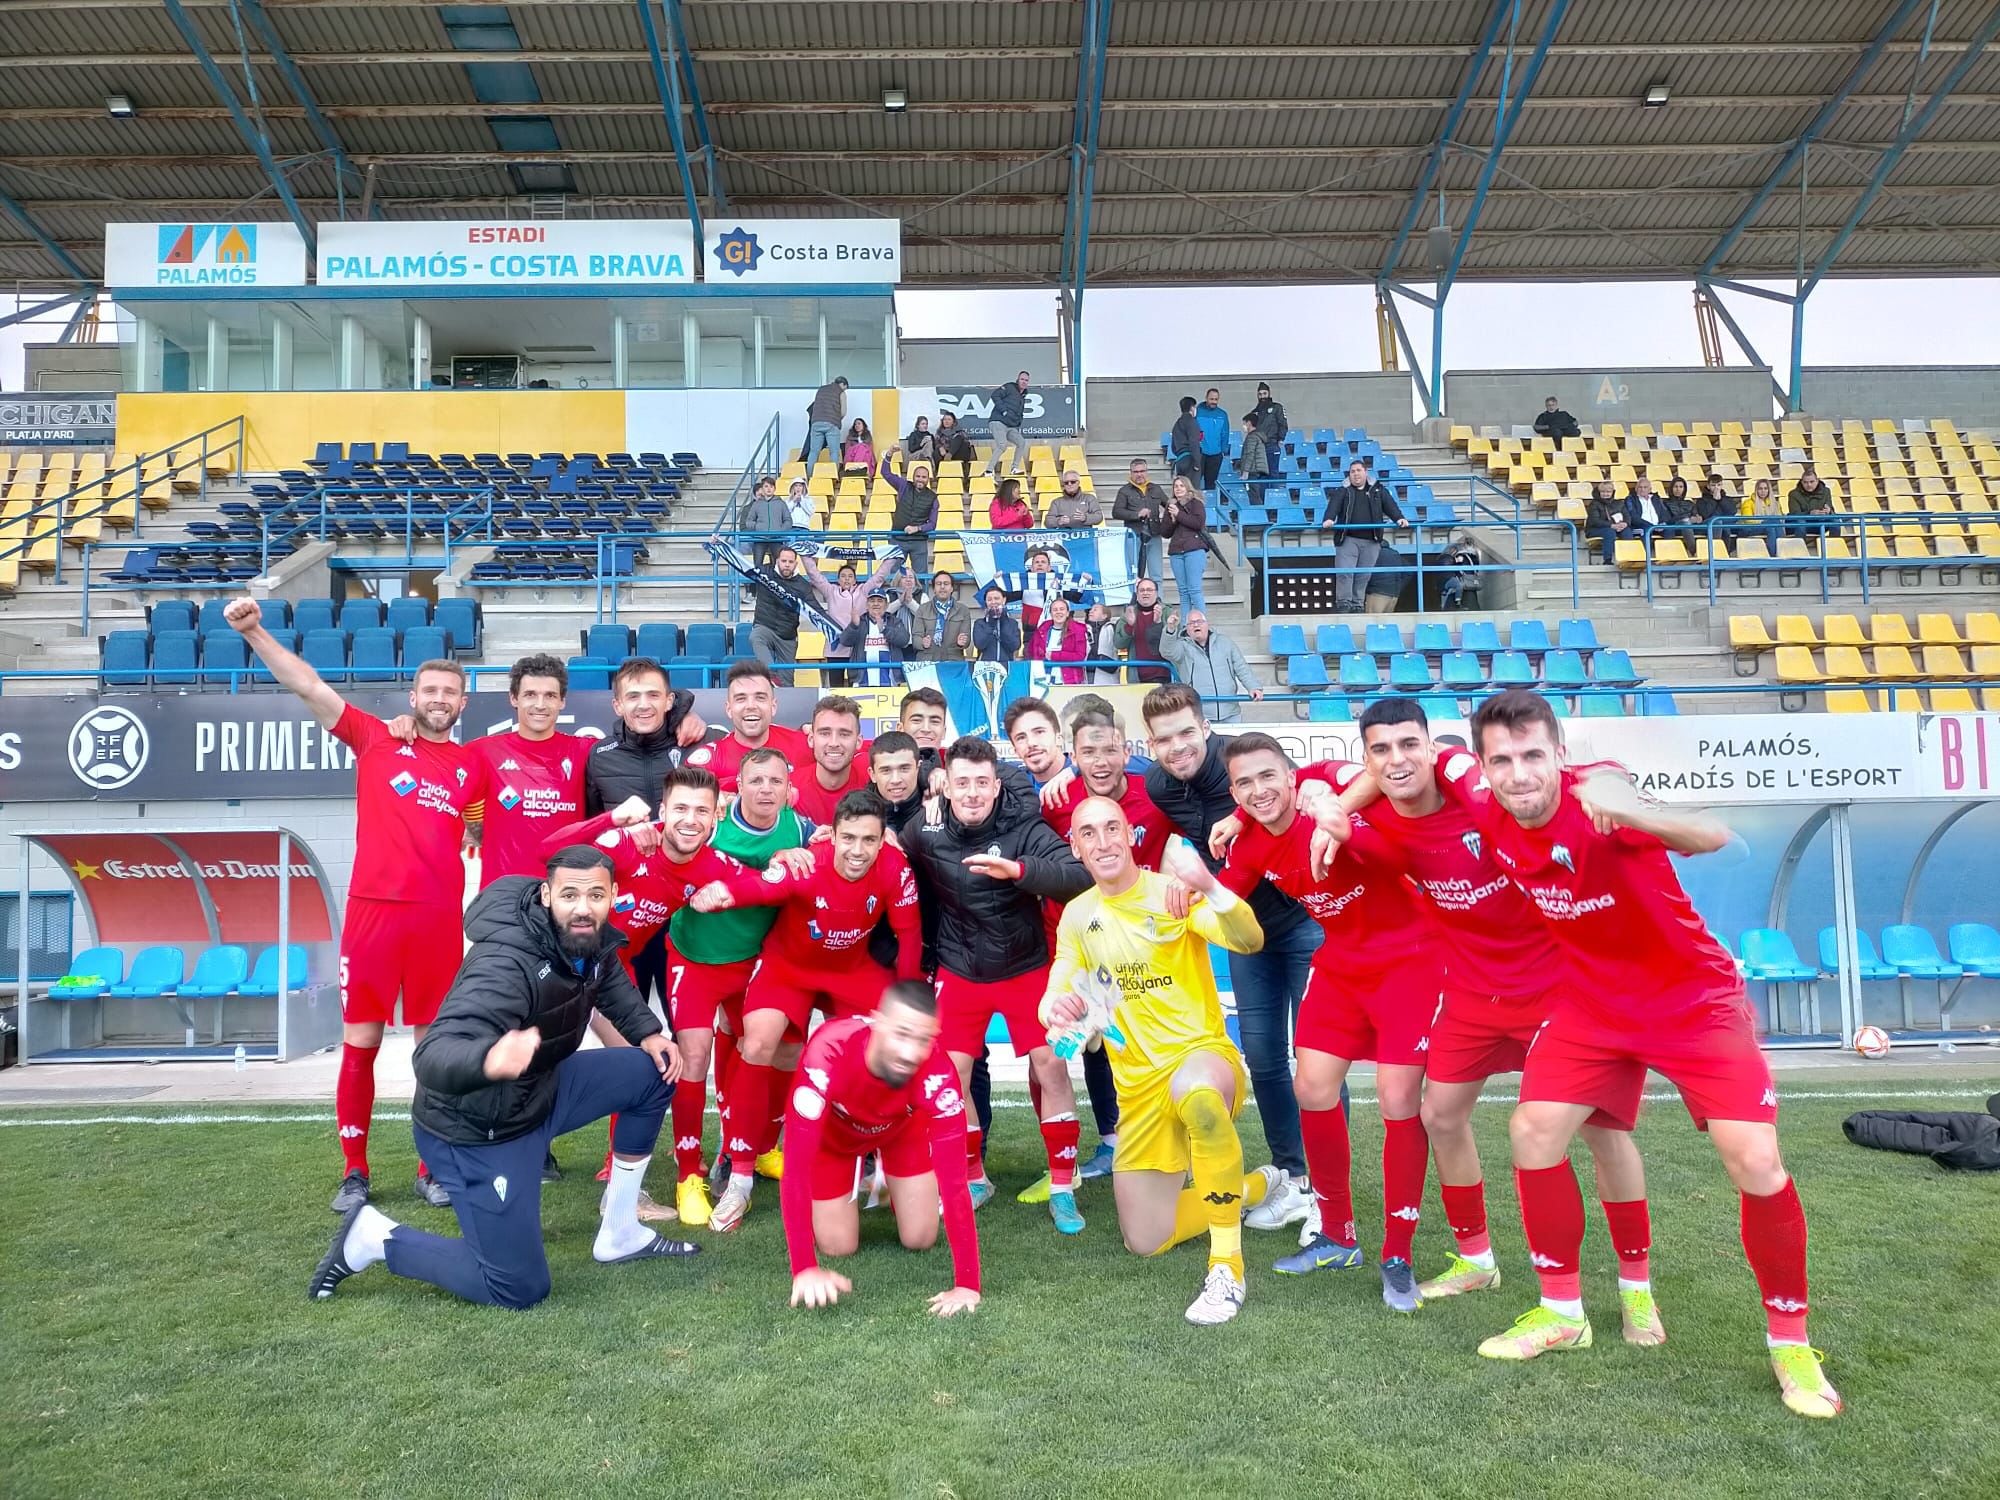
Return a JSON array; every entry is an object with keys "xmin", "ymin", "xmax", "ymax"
[
  {"xmin": 956, "ymin": 528, "xmax": 1138, "ymax": 606},
  {"xmin": 703, "ymin": 539, "xmax": 847, "ymax": 639}
]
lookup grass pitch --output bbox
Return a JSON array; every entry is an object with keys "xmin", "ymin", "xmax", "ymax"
[{"xmin": 2, "ymin": 1086, "xmax": 1997, "ymax": 1499}]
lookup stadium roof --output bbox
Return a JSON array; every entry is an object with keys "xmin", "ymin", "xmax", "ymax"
[{"xmin": 2, "ymin": 0, "xmax": 1999, "ymax": 292}]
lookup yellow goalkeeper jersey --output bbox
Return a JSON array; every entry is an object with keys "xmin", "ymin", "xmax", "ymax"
[{"xmin": 1047, "ymin": 872, "xmax": 1264, "ymax": 1093}]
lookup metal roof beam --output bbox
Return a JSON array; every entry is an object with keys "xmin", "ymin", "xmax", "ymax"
[
  {"xmin": 237, "ymin": 0, "xmax": 371, "ymax": 216},
  {"xmin": 634, "ymin": 0, "xmax": 705, "ymax": 249},
  {"xmin": 158, "ymin": 0, "xmax": 315, "ymax": 250},
  {"xmin": 663, "ymin": 0, "xmax": 727, "ymax": 213},
  {"xmin": 1068, "ymin": 0, "xmax": 1113, "ymax": 380},
  {"xmin": 1799, "ymin": 4, "xmax": 2000, "ymax": 299},
  {"xmin": 0, "ymin": 185, "xmax": 94, "ymax": 284},
  {"xmin": 0, "ymin": 293, "xmax": 84, "ymax": 332}
]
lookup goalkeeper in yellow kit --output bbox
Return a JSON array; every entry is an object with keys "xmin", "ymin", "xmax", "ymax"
[{"xmin": 1041, "ymin": 796, "xmax": 1274, "ymax": 1325}]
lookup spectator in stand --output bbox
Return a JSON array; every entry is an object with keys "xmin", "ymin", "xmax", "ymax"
[
  {"xmin": 1030, "ymin": 595, "xmax": 1090, "ymax": 684},
  {"xmin": 840, "ymin": 419, "xmax": 875, "ymax": 479},
  {"xmin": 1044, "ymin": 469, "xmax": 1102, "ymax": 528},
  {"xmin": 839, "ymin": 587, "xmax": 911, "ymax": 687},
  {"xmin": 988, "ymin": 371, "xmax": 1032, "ymax": 478},
  {"xmin": 989, "ymin": 478, "xmax": 1035, "ymax": 532},
  {"xmin": 807, "ymin": 553, "xmax": 900, "ymax": 686},
  {"xmin": 1163, "ymin": 473, "xmax": 1210, "ymax": 614},
  {"xmin": 1747, "ymin": 477, "xmax": 1787, "ymax": 551},
  {"xmin": 1626, "ymin": 474, "xmax": 1666, "ymax": 537},
  {"xmin": 1196, "ymin": 387, "xmax": 1230, "ymax": 493},
  {"xmin": 1235, "ymin": 412, "xmax": 1271, "ymax": 494},
  {"xmin": 1788, "ymin": 465, "xmax": 1838, "ymax": 549},
  {"xmin": 934, "ymin": 412, "xmax": 976, "ymax": 486},
  {"xmin": 1364, "ymin": 544, "xmax": 1410, "ymax": 614},
  {"xmin": 878, "ymin": 444, "xmax": 939, "ymax": 579},
  {"xmin": 1534, "ymin": 395, "xmax": 1581, "ymax": 442},
  {"xmin": 1019, "ymin": 548, "xmax": 1089, "ymax": 635},
  {"xmin": 1697, "ymin": 472, "xmax": 1741, "ymax": 553},
  {"xmin": 1584, "ymin": 477, "xmax": 1638, "ymax": 566},
  {"xmin": 1656, "ymin": 475, "xmax": 1699, "ymax": 545},
  {"xmin": 740, "ymin": 474, "xmax": 789, "ymax": 568},
  {"xmin": 906, "ymin": 569, "xmax": 972, "ymax": 661},
  {"xmin": 903, "ymin": 414, "xmax": 938, "ymax": 466},
  {"xmin": 1326, "ymin": 458, "xmax": 1409, "ymax": 613},
  {"xmin": 1116, "ymin": 575, "xmax": 1171, "ymax": 685},
  {"xmin": 972, "ymin": 585, "xmax": 1022, "ymax": 662},
  {"xmin": 748, "ymin": 544, "xmax": 820, "ymax": 685},
  {"xmin": 784, "ymin": 478, "xmax": 816, "ymax": 530},
  {"xmin": 1249, "ymin": 381, "xmax": 1288, "ymax": 455},
  {"xmin": 1085, "ymin": 602, "xmax": 1122, "ymax": 684},
  {"xmin": 1114, "ymin": 457, "xmax": 1169, "ymax": 582},
  {"xmin": 1159, "ymin": 608, "xmax": 1262, "ymax": 722},
  {"xmin": 803, "ymin": 375, "xmax": 848, "ymax": 475},
  {"xmin": 1170, "ymin": 396, "xmax": 1204, "ymax": 484}
]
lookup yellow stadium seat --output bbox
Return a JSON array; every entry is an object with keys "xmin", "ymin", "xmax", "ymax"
[
  {"xmin": 1652, "ymin": 537, "xmax": 1692, "ymax": 567},
  {"xmin": 1774, "ymin": 539, "xmax": 1812, "ymax": 562},
  {"xmin": 1869, "ymin": 614, "xmax": 1916, "ymax": 646},
  {"xmin": 1776, "ymin": 615, "xmax": 1821, "ymax": 646},
  {"xmin": 1730, "ymin": 616, "xmax": 1776, "ymax": 652},
  {"xmin": 1614, "ymin": 539, "xmax": 1647, "ymax": 572},
  {"xmin": 1931, "ymin": 688, "xmax": 1978, "ymax": 712},
  {"xmin": 1878, "ymin": 688, "xmax": 1923, "ymax": 713},
  {"xmin": 1816, "ymin": 614, "xmax": 1864, "ymax": 647},
  {"xmin": 1555, "ymin": 497, "xmax": 1586, "ymax": 525},
  {"xmin": 1823, "ymin": 646, "xmax": 1871, "ymax": 680},
  {"xmin": 1734, "ymin": 536, "xmax": 1774, "ymax": 563},
  {"xmin": 1922, "ymin": 646, "xmax": 1970, "ymax": 678},
  {"xmin": 1825, "ymin": 689, "xmax": 1873, "ymax": 713},
  {"xmin": 1873, "ymin": 646, "xmax": 1920, "ymax": 680},
  {"xmin": 1775, "ymin": 646, "xmax": 1825, "ymax": 683},
  {"xmin": 1963, "ymin": 612, "xmax": 2000, "ymax": 645},
  {"xmin": 1449, "ymin": 426, "xmax": 1473, "ymax": 449}
]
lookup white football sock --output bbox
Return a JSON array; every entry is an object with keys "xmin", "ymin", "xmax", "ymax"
[
  {"xmin": 1618, "ymin": 1276, "xmax": 1651, "ymax": 1293},
  {"xmin": 1464, "ymin": 1248, "xmax": 1498, "ymax": 1271},
  {"xmin": 1541, "ymin": 1296, "xmax": 1586, "ymax": 1319},
  {"xmin": 594, "ymin": 1155, "xmax": 656, "ymax": 1259},
  {"xmin": 345, "ymin": 1205, "xmax": 395, "ymax": 1271}
]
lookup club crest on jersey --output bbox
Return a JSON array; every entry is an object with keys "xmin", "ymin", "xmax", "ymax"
[
  {"xmin": 865, "ymin": 894, "xmax": 878, "ymax": 914},
  {"xmin": 762, "ymin": 864, "xmax": 787, "ymax": 883},
  {"xmin": 455, "ymin": 767, "xmax": 467, "ymax": 786},
  {"xmin": 389, "ymin": 770, "xmax": 417, "ymax": 797},
  {"xmin": 1551, "ymin": 843, "xmax": 1575, "ymax": 873},
  {"xmin": 560, "ymin": 757, "xmax": 574, "ymax": 779},
  {"xmin": 689, "ymin": 746, "xmax": 713, "ymax": 766},
  {"xmin": 987, "ymin": 844, "xmax": 1002, "ymax": 857},
  {"xmin": 1461, "ymin": 830, "xmax": 1482, "ymax": 859},
  {"xmin": 497, "ymin": 785, "xmax": 521, "ymax": 810}
]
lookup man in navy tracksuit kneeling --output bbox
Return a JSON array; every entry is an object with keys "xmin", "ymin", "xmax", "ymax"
[{"xmin": 310, "ymin": 847, "xmax": 700, "ymax": 1308}]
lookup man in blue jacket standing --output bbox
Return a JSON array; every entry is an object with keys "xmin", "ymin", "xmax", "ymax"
[{"xmin": 1196, "ymin": 387, "xmax": 1231, "ymax": 494}]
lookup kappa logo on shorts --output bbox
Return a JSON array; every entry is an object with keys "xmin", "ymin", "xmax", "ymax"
[
  {"xmin": 923, "ymin": 1073, "xmax": 944, "ymax": 1097},
  {"xmin": 389, "ymin": 770, "xmax": 418, "ymax": 797},
  {"xmin": 1761, "ymin": 1088, "xmax": 1778, "ymax": 1107},
  {"xmin": 807, "ymin": 1067, "xmax": 831, "ymax": 1092}
]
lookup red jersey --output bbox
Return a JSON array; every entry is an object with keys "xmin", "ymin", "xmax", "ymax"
[
  {"xmin": 684, "ymin": 724, "xmax": 810, "ymax": 793},
  {"xmin": 332, "ymin": 705, "xmax": 487, "ymax": 905},
  {"xmin": 780, "ymin": 1016, "xmax": 979, "ymax": 1290},
  {"xmin": 790, "ymin": 760, "xmax": 871, "ymax": 827},
  {"xmin": 1043, "ymin": 772, "xmax": 1172, "ymax": 871},
  {"xmin": 1478, "ymin": 764, "xmax": 1743, "ymax": 1024},
  {"xmin": 541, "ymin": 811, "xmax": 745, "ymax": 953},
  {"xmin": 469, "ymin": 729, "xmax": 591, "ymax": 885},
  {"xmin": 721, "ymin": 841, "xmax": 923, "ymax": 980},
  {"xmin": 1219, "ymin": 800, "xmax": 1427, "ymax": 970},
  {"xmin": 1322, "ymin": 756, "xmax": 1555, "ymax": 1001}
]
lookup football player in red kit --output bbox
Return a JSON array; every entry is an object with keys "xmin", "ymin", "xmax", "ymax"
[
  {"xmin": 224, "ymin": 595, "xmax": 487, "ymax": 1213},
  {"xmin": 1464, "ymin": 691, "xmax": 1839, "ymax": 1420},
  {"xmin": 465, "ymin": 654, "xmax": 592, "ymax": 886},
  {"xmin": 790, "ymin": 695, "xmax": 873, "ymax": 826},
  {"xmin": 781, "ymin": 980, "xmax": 981, "ymax": 1318},
  {"xmin": 684, "ymin": 659, "xmax": 809, "ymax": 792}
]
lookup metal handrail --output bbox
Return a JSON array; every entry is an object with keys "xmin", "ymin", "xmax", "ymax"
[
  {"xmin": 719, "ymin": 409, "xmax": 785, "ymax": 534},
  {"xmin": 1246, "ymin": 517, "xmax": 1583, "ymax": 611},
  {"xmin": 1616, "ymin": 509, "xmax": 1999, "ymax": 604}
]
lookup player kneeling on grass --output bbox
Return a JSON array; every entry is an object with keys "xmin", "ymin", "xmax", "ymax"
[
  {"xmin": 1042, "ymin": 799, "xmax": 1273, "ymax": 1326},
  {"xmin": 782, "ymin": 980, "xmax": 982, "ymax": 1319},
  {"xmin": 310, "ymin": 847, "xmax": 700, "ymax": 1308}
]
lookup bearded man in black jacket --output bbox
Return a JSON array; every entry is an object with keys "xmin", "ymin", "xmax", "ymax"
[{"xmin": 310, "ymin": 848, "xmax": 700, "ymax": 1308}]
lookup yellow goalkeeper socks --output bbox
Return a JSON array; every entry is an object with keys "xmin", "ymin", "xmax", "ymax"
[{"xmin": 1178, "ymin": 1084, "xmax": 1247, "ymax": 1281}]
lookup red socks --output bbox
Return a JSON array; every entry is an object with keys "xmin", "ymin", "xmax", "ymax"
[
  {"xmin": 672, "ymin": 1081, "xmax": 707, "ymax": 1179},
  {"xmin": 725, "ymin": 1061, "xmax": 773, "ymax": 1175},
  {"xmin": 1602, "ymin": 1197, "xmax": 1653, "ymax": 1283},
  {"xmin": 1741, "ymin": 1178, "xmax": 1811, "ymax": 1343},
  {"xmin": 1380, "ymin": 1115, "xmax": 1429, "ymax": 1263},
  {"xmin": 1441, "ymin": 1180, "xmax": 1491, "ymax": 1257},
  {"xmin": 765, "ymin": 1063, "xmax": 796, "ymax": 1157},
  {"xmin": 964, "ymin": 1122, "xmax": 985, "ymax": 1177},
  {"xmin": 1515, "ymin": 1161, "xmax": 1586, "ymax": 1302},
  {"xmin": 1041, "ymin": 1114, "xmax": 1081, "ymax": 1190},
  {"xmin": 1299, "ymin": 1105, "xmax": 1356, "ymax": 1243},
  {"xmin": 335, "ymin": 1042, "xmax": 378, "ymax": 1177}
]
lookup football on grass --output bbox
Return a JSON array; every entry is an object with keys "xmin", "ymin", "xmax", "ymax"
[{"xmin": 1853, "ymin": 1024, "xmax": 1891, "ymax": 1059}]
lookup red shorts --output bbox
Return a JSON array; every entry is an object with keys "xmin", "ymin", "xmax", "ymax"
[
  {"xmin": 339, "ymin": 896, "xmax": 463, "ymax": 1026},
  {"xmin": 744, "ymin": 956, "xmax": 893, "ymax": 1034},
  {"xmin": 937, "ymin": 965, "xmax": 1051, "ymax": 1057},
  {"xmin": 1520, "ymin": 991, "xmax": 1776, "ymax": 1133},
  {"xmin": 1295, "ymin": 957, "xmax": 1441, "ymax": 1068},
  {"xmin": 1424, "ymin": 984, "xmax": 1561, "ymax": 1085},
  {"xmin": 662, "ymin": 944, "xmax": 755, "ymax": 1034},
  {"xmin": 807, "ymin": 1122, "xmax": 936, "ymax": 1200}
]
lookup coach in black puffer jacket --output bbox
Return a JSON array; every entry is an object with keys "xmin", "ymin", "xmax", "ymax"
[
  {"xmin": 583, "ymin": 695, "xmax": 701, "ymax": 815},
  {"xmin": 1843, "ymin": 1094, "xmax": 2000, "ymax": 1171},
  {"xmin": 411, "ymin": 876, "xmax": 664, "ymax": 1145}
]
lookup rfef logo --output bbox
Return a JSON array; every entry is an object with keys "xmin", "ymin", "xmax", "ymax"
[
  {"xmin": 158, "ymin": 224, "xmax": 257, "ymax": 267},
  {"xmin": 715, "ymin": 226, "xmax": 762, "ymax": 277},
  {"xmin": 67, "ymin": 706, "xmax": 150, "ymax": 791}
]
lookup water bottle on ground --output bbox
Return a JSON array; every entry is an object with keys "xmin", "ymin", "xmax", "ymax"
[{"xmin": 234, "ymin": 1044, "xmax": 247, "ymax": 1071}]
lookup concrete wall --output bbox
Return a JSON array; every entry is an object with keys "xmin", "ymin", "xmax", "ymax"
[
  {"xmin": 1084, "ymin": 372, "xmax": 1416, "ymax": 447},
  {"xmin": 1799, "ymin": 367, "xmax": 2000, "ymax": 434},
  {"xmin": 23, "ymin": 343, "xmax": 122, "ymax": 393},
  {"xmin": 900, "ymin": 338, "xmax": 1062, "ymax": 386},
  {"xmin": 1443, "ymin": 367, "xmax": 1777, "ymax": 429}
]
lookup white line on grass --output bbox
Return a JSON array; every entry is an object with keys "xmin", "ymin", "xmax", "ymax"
[{"xmin": 0, "ymin": 1085, "xmax": 1992, "ymax": 1128}]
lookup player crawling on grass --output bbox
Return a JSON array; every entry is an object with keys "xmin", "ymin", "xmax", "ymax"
[
  {"xmin": 1041, "ymin": 798, "xmax": 1274, "ymax": 1326},
  {"xmin": 1464, "ymin": 689, "xmax": 1840, "ymax": 1419},
  {"xmin": 780, "ymin": 979, "xmax": 982, "ymax": 1319}
]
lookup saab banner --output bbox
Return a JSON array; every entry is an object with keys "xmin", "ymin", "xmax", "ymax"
[
  {"xmin": 104, "ymin": 222, "xmax": 308, "ymax": 289},
  {"xmin": 910, "ymin": 384, "xmax": 1079, "ymax": 438},
  {"xmin": 0, "ymin": 395, "xmax": 115, "ymax": 447},
  {"xmin": 0, "ymin": 688, "xmax": 817, "ymax": 803},
  {"xmin": 317, "ymin": 220, "xmax": 695, "ymax": 288}
]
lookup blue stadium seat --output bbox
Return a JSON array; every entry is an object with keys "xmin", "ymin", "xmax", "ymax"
[
  {"xmin": 1816, "ymin": 927, "xmax": 1896, "ymax": 981},
  {"xmin": 1314, "ymin": 623, "xmax": 1356, "ymax": 655},
  {"xmin": 433, "ymin": 598, "xmax": 479, "ymax": 654},
  {"xmin": 200, "ymin": 630, "xmax": 248, "ymax": 688},
  {"xmin": 197, "ymin": 598, "xmax": 235, "ymax": 636},
  {"xmin": 683, "ymin": 622, "xmax": 728, "ymax": 660},
  {"xmin": 149, "ymin": 600, "xmax": 198, "ymax": 636},
  {"xmin": 1542, "ymin": 650, "xmax": 1588, "ymax": 688},
  {"xmin": 1308, "ymin": 697, "xmax": 1352, "ymax": 722},
  {"xmin": 400, "ymin": 626, "xmax": 448, "ymax": 665},
  {"xmin": 384, "ymin": 597, "xmax": 430, "ymax": 638},
  {"xmin": 1417, "ymin": 693, "xmax": 1461, "ymax": 721},
  {"xmin": 239, "ymin": 944, "xmax": 308, "ymax": 997},
  {"xmin": 244, "ymin": 630, "xmax": 295, "ymax": 686},
  {"xmin": 1388, "ymin": 652, "xmax": 1432, "ymax": 689},
  {"xmin": 1460, "ymin": 621, "xmax": 1502, "ymax": 655},
  {"xmin": 1440, "ymin": 651, "xmax": 1486, "ymax": 690},
  {"xmin": 179, "ymin": 945, "xmax": 250, "ymax": 998},
  {"xmin": 1338, "ymin": 654, "xmax": 1382, "ymax": 691},
  {"xmin": 101, "ymin": 631, "xmax": 150, "ymax": 688},
  {"xmin": 1947, "ymin": 923, "xmax": 2000, "ymax": 977},
  {"xmin": 300, "ymin": 629, "xmax": 349, "ymax": 683},
  {"xmin": 294, "ymin": 598, "xmax": 337, "ymax": 637},
  {"xmin": 1557, "ymin": 617, "xmax": 1602, "ymax": 652},
  {"xmin": 1592, "ymin": 648, "xmax": 1639, "ymax": 686},
  {"xmin": 1578, "ymin": 693, "xmax": 1627, "ymax": 716},
  {"xmin": 350, "ymin": 628, "xmax": 400, "ymax": 683},
  {"xmin": 257, "ymin": 599, "xmax": 291, "ymax": 632},
  {"xmin": 1880, "ymin": 925, "xmax": 1962, "ymax": 980},
  {"xmin": 381, "ymin": 441, "xmax": 410, "ymax": 464},
  {"xmin": 1739, "ymin": 930, "xmax": 1818, "ymax": 985},
  {"xmin": 584, "ymin": 623, "xmax": 634, "ymax": 663},
  {"xmin": 108, "ymin": 945, "xmax": 185, "ymax": 998},
  {"xmin": 1268, "ymin": 623, "xmax": 1308, "ymax": 657},
  {"xmin": 1286, "ymin": 654, "xmax": 1331, "ymax": 689},
  {"xmin": 635, "ymin": 622, "xmax": 681, "ymax": 661},
  {"xmin": 348, "ymin": 441, "xmax": 376, "ymax": 465},
  {"xmin": 1490, "ymin": 650, "xmax": 1536, "ymax": 686},
  {"xmin": 55, "ymin": 946, "xmax": 122, "ymax": 999},
  {"xmin": 730, "ymin": 623, "xmax": 755, "ymax": 656},
  {"xmin": 1509, "ymin": 620, "xmax": 1552, "ymax": 653},
  {"xmin": 338, "ymin": 598, "xmax": 383, "ymax": 634},
  {"xmin": 567, "ymin": 656, "xmax": 612, "ymax": 692},
  {"xmin": 1639, "ymin": 691, "xmax": 1680, "ymax": 716},
  {"xmin": 152, "ymin": 631, "xmax": 199, "ymax": 687},
  {"xmin": 1412, "ymin": 621, "xmax": 1452, "ymax": 655},
  {"xmin": 1364, "ymin": 623, "xmax": 1404, "ymax": 655}
]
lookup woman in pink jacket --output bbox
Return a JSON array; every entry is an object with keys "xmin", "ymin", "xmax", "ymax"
[
  {"xmin": 988, "ymin": 478, "xmax": 1035, "ymax": 531},
  {"xmin": 1029, "ymin": 594, "xmax": 1090, "ymax": 684}
]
